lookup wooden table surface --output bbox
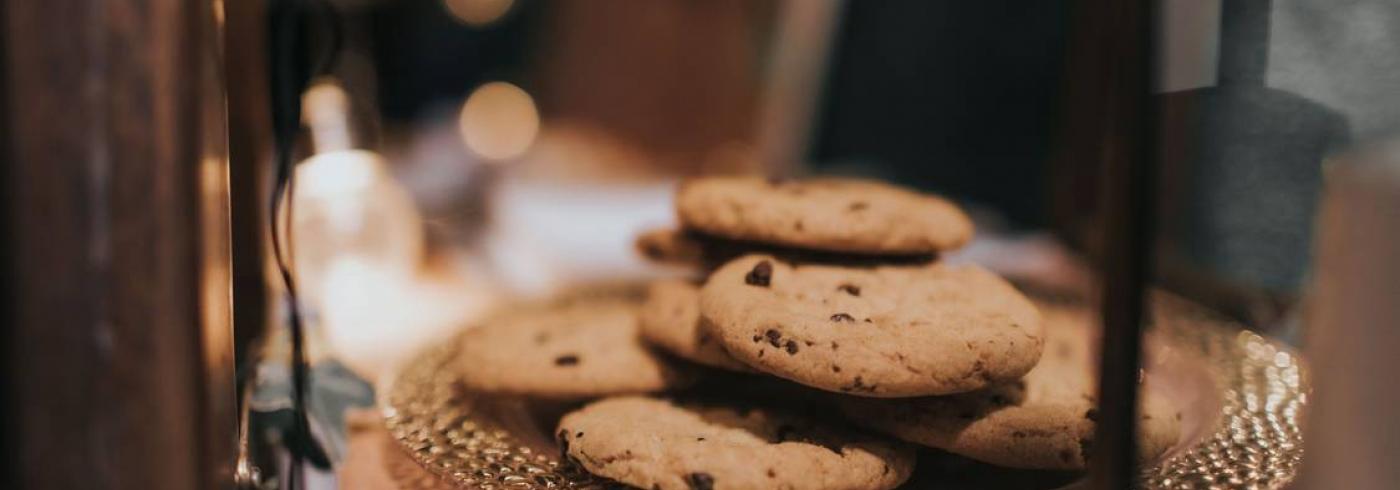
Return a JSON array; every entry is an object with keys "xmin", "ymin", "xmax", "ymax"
[{"xmin": 341, "ymin": 423, "xmax": 453, "ymax": 490}]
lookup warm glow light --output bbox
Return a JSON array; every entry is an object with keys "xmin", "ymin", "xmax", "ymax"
[
  {"xmin": 213, "ymin": 0, "xmax": 225, "ymax": 28},
  {"xmin": 288, "ymin": 150, "xmax": 425, "ymax": 301},
  {"xmin": 199, "ymin": 156, "xmax": 233, "ymax": 378},
  {"xmin": 444, "ymin": 0, "xmax": 515, "ymax": 27},
  {"xmin": 459, "ymin": 81, "xmax": 539, "ymax": 162}
]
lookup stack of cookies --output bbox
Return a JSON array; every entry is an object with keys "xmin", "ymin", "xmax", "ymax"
[{"xmin": 457, "ymin": 176, "xmax": 1181, "ymax": 490}]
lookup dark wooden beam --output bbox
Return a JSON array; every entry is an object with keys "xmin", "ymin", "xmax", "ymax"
[
  {"xmin": 1055, "ymin": 0, "xmax": 1161, "ymax": 488},
  {"xmin": 1, "ymin": 0, "xmax": 237, "ymax": 487},
  {"xmin": 223, "ymin": 0, "xmax": 273, "ymax": 382},
  {"xmin": 1081, "ymin": 0, "xmax": 1158, "ymax": 488}
]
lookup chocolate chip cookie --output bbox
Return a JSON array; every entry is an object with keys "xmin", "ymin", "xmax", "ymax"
[
  {"xmin": 700, "ymin": 254, "xmax": 1044, "ymax": 397},
  {"xmin": 640, "ymin": 280, "xmax": 753, "ymax": 372},
  {"xmin": 457, "ymin": 298, "xmax": 694, "ymax": 399},
  {"xmin": 555, "ymin": 396, "xmax": 915, "ymax": 490},
  {"xmin": 836, "ymin": 304, "xmax": 1181, "ymax": 470},
  {"xmin": 676, "ymin": 176, "xmax": 974, "ymax": 255}
]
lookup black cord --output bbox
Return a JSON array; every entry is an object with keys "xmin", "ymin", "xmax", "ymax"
[
  {"xmin": 267, "ymin": 4, "xmax": 311, "ymax": 487},
  {"xmin": 267, "ymin": 0, "xmax": 343, "ymax": 487},
  {"xmin": 308, "ymin": 0, "xmax": 345, "ymax": 81}
]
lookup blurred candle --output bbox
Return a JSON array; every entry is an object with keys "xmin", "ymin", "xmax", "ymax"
[
  {"xmin": 290, "ymin": 80, "xmax": 424, "ymax": 303},
  {"xmin": 293, "ymin": 80, "xmax": 500, "ymax": 379}
]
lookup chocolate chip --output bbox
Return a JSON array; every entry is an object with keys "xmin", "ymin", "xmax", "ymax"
[
  {"xmin": 848, "ymin": 201, "xmax": 868, "ymax": 211},
  {"xmin": 1084, "ymin": 408, "xmax": 1098, "ymax": 421},
  {"xmin": 784, "ymin": 340, "xmax": 799, "ymax": 354},
  {"xmin": 765, "ymin": 329, "xmax": 783, "ymax": 348},
  {"xmin": 830, "ymin": 313, "xmax": 855, "ymax": 322},
  {"xmin": 863, "ymin": 318, "xmax": 873, "ymax": 323},
  {"xmin": 843, "ymin": 376, "xmax": 876, "ymax": 393},
  {"xmin": 767, "ymin": 469, "xmax": 776, "ymax": 478},
  {"xmin": 745, "ymin": 260, "xmax": 773, "ymax": 286},
  {"xmin": 686, "ymin": 472, "xmax": 715, "ymax": 490},
  {"xmin": 832, "ymin": 365, "xmax": 841, "ymax": 373},
  {"xmin": 696, "ymin": 437, "xmax": 705, "ymax": 441},
  {"xmin": 554, "ymin": 354, "xmax": 580, "ymax": 366},
  {"xmin": 752, "ymin": 334, "xmax": 763, "ymax": 343},
  {"xmin": 837, "ymin": 284, "xmax": 861, "ymax": 296}
]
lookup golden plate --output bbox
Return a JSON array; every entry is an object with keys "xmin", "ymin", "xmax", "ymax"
[{"xmin": 381, "ymin": 293, "xmax": 1306, "ymax": 489}]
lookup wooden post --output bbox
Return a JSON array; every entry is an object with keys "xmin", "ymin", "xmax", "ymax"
[
  {"xmin": 1056, "ymin": 0, "xmax": 1161, "ymax": 488},
  {"xmin": 1083, "ymin": 0, "xmax": 1158, "ymax": 487},
  {"xmin": 1, "ymin": 0, "xmax": 237, "ymax": 488}
]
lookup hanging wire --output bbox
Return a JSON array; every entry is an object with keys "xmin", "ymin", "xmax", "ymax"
[{"xmin": 266, "ymin": 0, "xmax": 343, "ymax": 487}]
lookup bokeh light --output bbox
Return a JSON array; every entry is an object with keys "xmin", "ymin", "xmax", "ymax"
[
  {"xmin": 443, "ymin": 0, "xmax": 515, "ymax": 27},
  {"xmin": 459, "ymin": 81, "xmax": 540, "ymax": 162}
]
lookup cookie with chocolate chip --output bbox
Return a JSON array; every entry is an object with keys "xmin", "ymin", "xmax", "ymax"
[
  {"xmin": 555, "ymin": 396, "xmax": 915, "ymax": 490},
  {"xmin": 457, "ymin": 298, "xmax": 694, "ymax": 399},
  {"xmin": 639, "ymin": 280, "xmax": 753, "ymax": 372},
  {"xmin": 676, "ymin": 176, "xmax": 974, "ymax": 255},
  {"xmin": 700, "ymin": 254, "xmax": 1044, "ymax": 397},
  {"xmin": 836, "ymin": 304, "xmax": 1181, "ymax": 470}
]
